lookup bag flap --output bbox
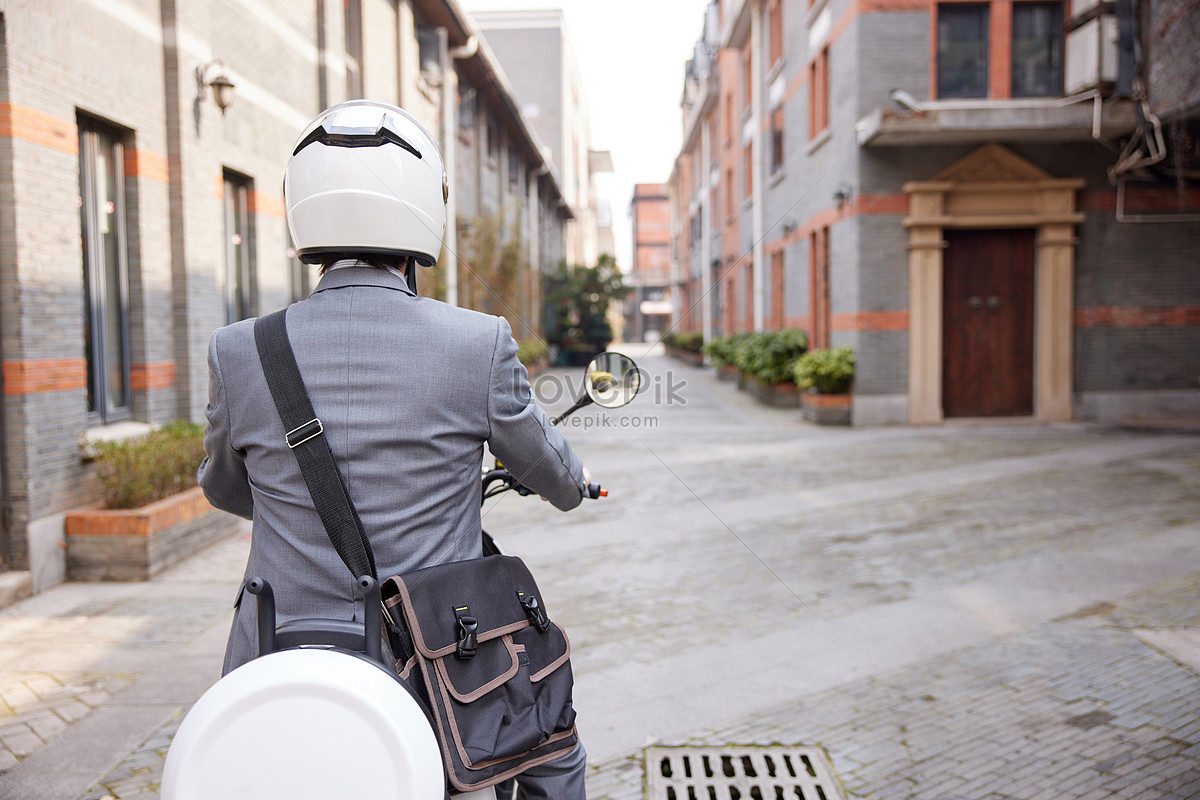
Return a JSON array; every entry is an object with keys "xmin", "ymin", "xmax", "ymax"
[
  {"xmin": 512, "ymin": 623, "xmax": 571, "ymax": 682},
  {"xmin": 434, "ymin": 634, "xmax": 520, "ymax": 701},
  {"xmin": 384, "ymin": 555, "xmax": 551, "ymax": 658}
]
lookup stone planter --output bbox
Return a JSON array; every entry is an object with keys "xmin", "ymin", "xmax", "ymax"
[
  {"xmin": 717, "ymin": 364, "xmax": 740, "ymax": 383},
  {"xmin": 802, "ymin": 391, "xmax": 852, "ymax": 426},
  {"xmin": 65, "ymin": 486, "xmax": 240, "ymax": 581},
  {"xmin": 664, "ymin": 345, "xmax": 704, "ymax": 367},
  {"xmin": 744, "ymin": 377, "xmax": 801, "ymax": 408}
]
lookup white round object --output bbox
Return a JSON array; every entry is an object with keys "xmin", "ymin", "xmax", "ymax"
[
  {"xmin": 284, "ymin": 100, "xmax": 447, "ymax": 267},
  {"xmin": 162, "ymin": 648, "xmax": 446, "ymax": 800}
]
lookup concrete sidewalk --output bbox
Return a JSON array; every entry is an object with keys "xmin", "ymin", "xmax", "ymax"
[{"xmin": 1, "ymin": 351, "xmax": 1199, "ymax": 799}]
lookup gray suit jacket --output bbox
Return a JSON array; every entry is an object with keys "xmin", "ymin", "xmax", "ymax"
[{"xmin": 198, "ymin": 267, "xmax": 585, "ymax": 673}]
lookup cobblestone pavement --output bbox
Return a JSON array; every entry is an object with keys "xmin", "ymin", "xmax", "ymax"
[{"xmin": 1, "ymin": 347, "xmax": 1198, "ymax": 800}]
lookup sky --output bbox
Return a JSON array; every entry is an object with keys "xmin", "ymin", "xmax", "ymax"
[{"xmin": 459, "ymin": 0, "xmax": 713, "ymax": 268}]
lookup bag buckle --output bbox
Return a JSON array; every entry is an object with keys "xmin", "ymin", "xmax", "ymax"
[
  {"xmin": 286, "ymin": 418, "xmax": 323, "ymax": 448},
  {"xmin": 517, "ymin": 591, "xmax": 550, "ymax": 633},
  {"xmin": 454, "ymin": 606, "xmax": 478, "ymax": 660}
]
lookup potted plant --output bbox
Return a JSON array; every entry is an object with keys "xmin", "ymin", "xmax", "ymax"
[
  {"xmin": 794, "ymin": 346, "xmax": 856, "ymax": 425},
  {"xmin": 663, "ymin": 331, "xmax": 704, "ymax": 366},
  {"xmin": 734, "ymin": 329, "xmax": 808, "ymax": 407},
  {"xmin": 703, "ymin": 333, "xmax": 749, "ymax": 382},
  {"xmin": 516, "ymin": 339, "xmax": 550, "ymax": 377},
  {"xmin": 544, "ymin": 255, "xmax": 630, "ymax": 366},
  {"xmin": 65, "ymin": 421, "xmax": 240, "ymax": 580}
]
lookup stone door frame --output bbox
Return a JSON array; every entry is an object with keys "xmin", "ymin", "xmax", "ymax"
[{"xmin": 903, "ymin": 144, "xmax": 1083, "ymax": 424}]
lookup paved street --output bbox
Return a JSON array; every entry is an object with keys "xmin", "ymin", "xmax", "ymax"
[{"xmin": 1, "ymin": 345, "xmax": 1199, "ymax": 799}]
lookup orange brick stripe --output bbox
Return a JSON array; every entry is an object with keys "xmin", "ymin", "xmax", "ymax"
[
  {"xmin": 250, "ymin": 190, "xmax": 285, "ymax": 218},
  {"xmin": 1075, "ymin": 306, "xmax": 1200, "ymax": 328},
  {"xmin": 125, "ymin": 148, "xmax": 170, "ymax": 184},
  {"xmin": 832, "ymin": 310, "xmax": 910, "ymax": 331},
  {"xmin": 130, "ymin": 361, "xmax": 176, "ymax": 391},
  {"xmin": 767, "ymin": 193, "xmax": 909, "ymax": 254},
  {"xmin": 2, "ymin": 358, "xmax": 86, "ymax": 395},
  {"xmin": 0, "ymin": 102, "xmax": 77, "ymax": 154}
]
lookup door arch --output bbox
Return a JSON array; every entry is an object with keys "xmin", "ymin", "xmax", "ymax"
[{"xmin": 903, "ymin": 144, "xmax": 1083, "ymax": 423}]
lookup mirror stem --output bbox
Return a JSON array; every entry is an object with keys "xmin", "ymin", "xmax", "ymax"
[{"xmin": 550, "ymin": 395, "xmax": 593, "ymax": 426}]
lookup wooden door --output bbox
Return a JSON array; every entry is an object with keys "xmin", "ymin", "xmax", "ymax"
[{"xmin": 942, "ymin": 229, "xmax": 1035, "ymax": 417}]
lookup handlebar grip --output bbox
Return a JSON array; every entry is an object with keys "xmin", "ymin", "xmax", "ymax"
[{"xmin": 586, "ymin": 483, "xmax": 607, "ymax": 499}]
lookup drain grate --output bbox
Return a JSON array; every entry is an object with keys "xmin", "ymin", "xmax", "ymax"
[{"xmin": 644, "ymin": 745, "xmax": 844, "ymax": 800}]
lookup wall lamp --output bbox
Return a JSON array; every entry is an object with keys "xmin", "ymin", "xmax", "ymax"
[
  {"xmin": 833, "ymin": 182, "xmax": 853, "ymax": 210},
  {"xmin": 196, "ymin": 60, "xmax": 236, "ymax": 114}
]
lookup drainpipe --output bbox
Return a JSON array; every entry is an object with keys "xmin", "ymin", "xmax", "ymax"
[
  {"xmin": 749, "ymin": 0, "xmax": 765, "ymax": 332},
  {"xmin": 442, "ymin": 34, "xmax": 478, "ymax": 307},
  {"xmin": 700, "ymin": 115, "xmax": 714, "ymax": 358}
]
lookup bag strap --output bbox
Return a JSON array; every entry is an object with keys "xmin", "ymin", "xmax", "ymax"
[{"xmin": 253, "ymin": 308, "xmax": 378, "ymax": 581}]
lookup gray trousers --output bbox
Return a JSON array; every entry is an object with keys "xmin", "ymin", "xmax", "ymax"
[{"xmin": 500, "ymin": 741, "xmax": 587, "ymax": 800}]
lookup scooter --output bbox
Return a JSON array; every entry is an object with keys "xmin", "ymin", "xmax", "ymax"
[{"xmin": 160, "ymin": 352, "xmax": 642, "ymax": 800}]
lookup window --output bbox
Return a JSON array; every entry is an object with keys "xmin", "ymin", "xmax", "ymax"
[
  {"xmin": 742, "ymin": 46, "xmax": 752, "ymax": 111},
  {"xmin": 743, "ymin": 143, "xmax": 753, "ymax": 199},
  {"xmin": 223, "ymin": 171, "xmax": 254, "ymax": 324},
  {"xmin": 724, "ymin": 92, "xmax": 733, "ymax": 144},
  {"xmin": 78, "ymin": 115, "xmax": 131, "ymax": 424},
  {"xmin": 808, "ymin": 47, "xmax": 829, "ymax": 139},
  {"xmin": 1012, "ymin": 2, "xmax": 1063, "ymax": 97},
  {"xmin": 458, "ymin": 81, "xmax": 477, "ymax": 131},
  {"xmin": 809, "ymin": 226, "xmax": 831, "ymax": 350},
  {"xmin": 486, "ymin": 119, "xmax": 498, "ymax": 163},
  {"xmin": 344, "ymin": 0, "xmax": 363, "ymax": 98},
  {"xmin": 724, "ymin": 167, "xmax": 733, "ymax": 219},
  {"xmin": 770, "ymin": 251, "xmax": 785, "ymax": 328},
  {"xmin": 937, "ymin": 3, "xmax": 989, "ymax": 98},
  {"xmin": 770, "ymin": 106, "xmax": 784, "ymax": 173},
  {"xmin": 768, "ymin": 0, "xmax": 783, "ymax": 68},
  {"xmin": 508, "ymin": 146, "xmax": 521, "ymax": 191}
]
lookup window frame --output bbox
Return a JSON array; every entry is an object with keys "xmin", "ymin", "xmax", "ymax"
[
  {"xmin": 1011, "ymin": 1, "xmax": 1064, "ymax": 98},
  {"xmin": 78, "ymin": 114, "xmax": 133, "ymax": 425},
  {"xmin": 223, "ymin": 170, "xmax": 255, "ymax": 325}
]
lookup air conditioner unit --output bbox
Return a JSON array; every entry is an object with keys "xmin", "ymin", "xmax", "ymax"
[{"xmin": 1065, "ymin": 12, "xmax": 1119, "ymax": 94}]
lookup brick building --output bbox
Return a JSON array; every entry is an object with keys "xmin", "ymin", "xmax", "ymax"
[
  {"xmin": 627, "ymin": 183, "xmax": 673, "ymax": 342},
  {"xmin": 669, "ymin": 0, "xmax": 1200, "ymax": 425},
  {"xmin": 0, "ymin": 0, "xmax": 570, "ymax": 586}
]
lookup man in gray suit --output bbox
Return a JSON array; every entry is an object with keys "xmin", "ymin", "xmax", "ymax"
[{"xmin": 198, "ymin": 101, "xmax": 589, "ymax": 800}]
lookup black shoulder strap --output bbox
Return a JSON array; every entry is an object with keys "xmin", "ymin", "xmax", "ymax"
[{"xmin": 253, "ymin": 308, "xmax": 378, "ymax": 581}]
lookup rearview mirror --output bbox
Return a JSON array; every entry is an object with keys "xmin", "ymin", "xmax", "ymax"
[{"xmin": 584, "ymin": 352, "xmax": 640, "ymax": 409}]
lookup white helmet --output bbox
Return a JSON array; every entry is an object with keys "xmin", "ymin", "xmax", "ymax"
[{"xmin": 285, "ymin": 100, "xmax": 448, "ymax": 268}]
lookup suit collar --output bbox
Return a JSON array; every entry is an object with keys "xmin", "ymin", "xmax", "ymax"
[{"xmin": 312, "ymin": 265, "xmax": 416, "ymax": 297}]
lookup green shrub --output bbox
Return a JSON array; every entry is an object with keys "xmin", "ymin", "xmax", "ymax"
[
  {"xmin": 734, "ymin": 329, "xmax": 808, "ymax": 385},
  {"xmin": 702, "ymin": 332, "xmax": 751, "ymax": 367},
  {"xmin": 92, "ymin": 421, "xmax": 207, "ymax": 509},
  {"xmin": 794, "ymin": 346, "xmax": 856, "ymax": 394},
  {"xmin": 664, "ymin": 331, "xmax": 704, "ymax": 353},
  {"xmin": 516, "ymin": 339, "xmax": 549, "ymax": 366}
]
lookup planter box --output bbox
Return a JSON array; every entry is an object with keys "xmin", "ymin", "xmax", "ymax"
[
  {"xmin": 65, "ymin": 486, "xmax": 240, "ymax": 581},
  {"xmin": 744, "ymin": 377, "xmax": 801, "ymax": 408},
  {"xmin": 802, "ymin": 392, "xmax": 852, "ymax": 425},
  {"xmin": 664, "ymin": 345, "xmax": 704, "ymax": 367},
  {"xmin": 717, "ymin": 364, "xmax": 740, "ymax": 383}
]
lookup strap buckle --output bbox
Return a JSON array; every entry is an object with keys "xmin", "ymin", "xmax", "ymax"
[
  {"xmin": 517, "ymin": 591, "xmax": 550, "ymax": 633},
  {"xmin": 286, "ymin": 418, "xmax": 323, "ymax": 448},
  {"xmin": 454, "ymin": 606, "xmax": 478, "ymax": 660}
]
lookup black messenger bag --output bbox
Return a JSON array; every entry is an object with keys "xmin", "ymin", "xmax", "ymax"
[
  {"xmin": 253, "ymin": 309, "xmax": 579, "ymax": 796},
  {"xmin": 383, "ymin": 556, "xmax": 579, "ymax": 792}
]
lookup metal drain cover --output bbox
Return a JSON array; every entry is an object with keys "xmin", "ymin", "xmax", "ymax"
[{"xmin": 644, "ymin": 745, "xmax": 844, "ymax": 800}]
